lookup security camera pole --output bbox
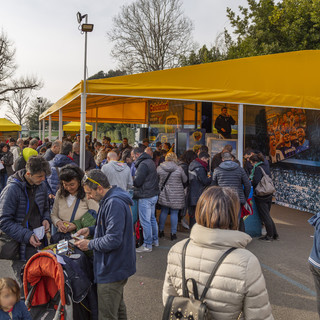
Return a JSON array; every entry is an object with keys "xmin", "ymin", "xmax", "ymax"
[{"xmin": 77, "ymin": 12, "xmax": 94, "ymax": 170}]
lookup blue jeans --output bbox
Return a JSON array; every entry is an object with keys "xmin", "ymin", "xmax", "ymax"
[
  {"xmin": 159, "ymin": 206, "xmax": 179, "ymax": 234},
  {"xmin": 138, "ymin": 196, "xmax": 158, "ymax": 249},
  {"xmin": 0, "ymin": 173, "xmax": 8, "ymax": 194}
]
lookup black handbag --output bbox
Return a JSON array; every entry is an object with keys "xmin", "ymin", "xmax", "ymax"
[
  {"xmin": 0, "ymin": 232, "xmax": 19, "ymax": 260},
  {"xmin": 162, "ymin": 239, "xmax": 236, "ymax": 320}
]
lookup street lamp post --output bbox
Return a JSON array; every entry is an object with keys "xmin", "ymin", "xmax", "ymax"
[{"xmin": 77, "ymin": 12, "xmax": 94, "ymax": 170}]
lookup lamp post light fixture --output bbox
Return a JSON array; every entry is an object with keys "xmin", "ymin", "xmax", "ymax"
[{"xmin": 77, "ymin": 12, "xmax": 94, "ymax": 170}]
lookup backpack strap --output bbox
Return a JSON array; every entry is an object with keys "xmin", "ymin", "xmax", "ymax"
[
  {"xmin": 200, "ymin": 247, "xmax": 237, "ymax": 301},
  {"xmin": 181, "ymin": 238, "xmax": 191, "ymax": 297}
]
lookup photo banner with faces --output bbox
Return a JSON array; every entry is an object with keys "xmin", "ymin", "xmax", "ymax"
[{"xmin": 266, "ymin": 107, "xmax": 308, "ymax": 163}]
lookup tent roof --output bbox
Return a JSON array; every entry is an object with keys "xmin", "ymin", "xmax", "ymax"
[
  {"xmin": 0, "ymin": 118, "xmax": 22, "ymax": 131},
  {"xmin": 40, "ymin": 50, "xmax": 320, "ymax": 122},
  {"xmin": 63, "ymin": 122, "xmax": 93, "ymax": 132}
]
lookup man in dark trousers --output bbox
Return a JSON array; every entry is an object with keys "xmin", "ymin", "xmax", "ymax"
[
  {"xmin": 75, "ymin": 169, "xmax": 136, "ymax": 320},
  {"xmin": 214, "ymin": 106, "xmax": 236, "ymax": 139}
]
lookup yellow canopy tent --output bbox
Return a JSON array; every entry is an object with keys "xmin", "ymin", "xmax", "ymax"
[
  {"xmin": 0, "ymin": 118, "xmax": 22, "ymax": 131},
  {"xmin": 40, "ymin": 50, "xmax": 320, "ymax": 123},
  {"xmin": 63, "ymin": 121, "xmax": 93, "ymax": 132}
]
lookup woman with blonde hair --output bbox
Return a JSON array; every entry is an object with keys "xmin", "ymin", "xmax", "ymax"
[
  {"xmin": 157, "ymin": 152, "xmax": 187, "ymax": 240},
  {"xmin": 163, "ymin": 186, "xmax": 273, "ymax": 319}
]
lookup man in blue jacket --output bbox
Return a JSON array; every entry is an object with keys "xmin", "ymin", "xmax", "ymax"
[
  {"xmin": 0, "ymin": 155, "xmax": 51, "ymax": 260},
  {"xmin": 75, "ymin": 169, "xmax": 136, "ymax": 320}
]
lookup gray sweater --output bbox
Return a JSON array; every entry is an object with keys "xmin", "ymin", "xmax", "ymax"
[
  {"xmin": 101, "ymin": 161, "xmax": 133, "ymax": 191},
  {"xmin": 212, "ymin": 160, "xmax": 251, "ymax": 205},
  {"xmin": 157, "ymin": 161, "xmax": 187, "ymax": 209}
]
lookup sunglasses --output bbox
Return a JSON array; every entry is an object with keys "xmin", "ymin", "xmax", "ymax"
[{"xmin": 82, "ymin": 173, "xmax": 101, "ymax": 186}]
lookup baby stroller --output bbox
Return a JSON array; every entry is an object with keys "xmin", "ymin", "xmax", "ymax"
[{"xmin": 23, "ymin": 251, "xmax": 97, "ymax": 320}]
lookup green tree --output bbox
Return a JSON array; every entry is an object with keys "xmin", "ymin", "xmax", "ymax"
[
  {"xmin": 88, "ymin": 69, "xmax": 127, "ymax": 80},
  {"xmin": 25, "ymin": 98, "xmax": 53, "ymax": 130},
  {"xmin": 225, "ymin": 0, "xmax": 320, "ymax": 59}
]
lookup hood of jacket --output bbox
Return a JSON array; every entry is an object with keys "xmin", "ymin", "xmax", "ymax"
[
  {"xmin": 22, "ymin": 148, "xmax": 38, "ymax": 162},
  {"xmin": 190, "ymin": 223, "xmax": 252, "ymax": 249},
  {"xmin": 51, "ymin": 154, "xmax": 74, "ymax": 168},
  {"xmin": 108, "ymin": 160, "xmax": 128, "ymax": 172},
  {"xmin": 188, "ymin": 159, "xmax": 203, "ymax": 172},
  {"xmin": 219, "ymin": 160, "xmax": 239, "ymax": 171},
  {"xmin": 7, "ymin": 169, "xmax": 28, "ymax": 191},
  {"xmin": 159, "ymin": 161, "xmax": 178, "ymax": 173},
  {"xmin": 135, "ymin": 152, "xmax": 152, "ymax": 168},
  {"xmin": 102, "ymin": 186, "xmax": 133, "ymax": 207}
]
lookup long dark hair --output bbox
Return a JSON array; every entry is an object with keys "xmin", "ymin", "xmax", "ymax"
[
  {"xmin": 59, "ymin": 165, "xmax": 85, "ymax": 199},
  {"xmin": 179, "ymin": 150, "xmax": 197, "ymax": 165}
]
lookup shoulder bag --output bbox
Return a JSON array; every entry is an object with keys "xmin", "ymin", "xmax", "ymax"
[
  {"xmin": 255, "ymin": 167, "xmax": 275, "ymax": 196},
  {"xmin": 162, "ymin": 239, "xmax": 236, "ymax": 320}
]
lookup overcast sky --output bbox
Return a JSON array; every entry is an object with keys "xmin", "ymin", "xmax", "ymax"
[{"xmin": 0, "ymin": 0, "xmax": 248, "ymax": 118}]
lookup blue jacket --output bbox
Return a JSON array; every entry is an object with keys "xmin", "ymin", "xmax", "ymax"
[
  {"xmin": 88, "ymin": 186, "xmax": 136, "ymax": 284},
  {"xmin": 0, "ymin": 169, "xmax": 50, "ymax": 245},
  {"xmin": 309, "ymin": 212, "xmax": 320, "ymax": 268},
  {"xmin": 46, "ymin": 154, "xmax": 76, "ymax": 195},
  {"xmin": 0, "ymin": 301, "xmax": 32, "ymax": 320}
]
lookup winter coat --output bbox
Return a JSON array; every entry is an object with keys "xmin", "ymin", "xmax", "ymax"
[
  {"xmin": 101, "ymin": 161, "xmax": 133, "ymax": 191},
  {"xmin": 0, "ymin": 170, "xmax": 50, "ymax": 257},
  {"xmin": 163, "ymin": 224, "xmax": 274, "ymax": 320},
  {"xmin": 73, "ymin": 150, "xmax": 96, "ymax": 171},
  {"xmin": 88, "ymin": 186, "xmax": 136, "ymax": 284},
  {"xmin": 188, "ymin": 159, "xmax": 211, "ymax": 206},
  {"xmin": 51, "ymin": 191, "xmax": 99, "ymax": 227},
  {"xmin": 46, "ymin": 154, "xmax": 76, "ymax": 195},
  {"xmin": 43, "ymin": 148, "xmax": 56, "ymax": 161},
  {"xmin": 211, "ymin": 160, "xmax": 251, "ymax": 205},
  {"xmin": 0, "ymin": 301, "xmax": 32, "ymax": 320},
  {"xmin": 0, "ymin": 151, "xmax": 14, "ymax": 176},
  {"xmin": 309, "ymin": 212, "xmax": 320, "ymax": 268},
  {"xmin": 214, "ymin": 114, "xmax": 236, "ymax": 136},
  {"xmin": 133, "ymin": 153, "xmax": 159, "ymax": 199},
  {"xmin": 157, "ymin": 161, "xmax": 187, "ymax": 209}
]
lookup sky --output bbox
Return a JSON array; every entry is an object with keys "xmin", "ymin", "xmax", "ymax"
[{"xmin": 0, "ymin": 0, "xmax": 248, "ymax": 118}]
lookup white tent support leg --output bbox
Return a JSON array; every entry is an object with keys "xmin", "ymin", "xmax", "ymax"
[
  {"xmin": 42, "ymin": 119, "xmax": 45, "ymax": 141},
  {"xmin": 237, "ymin": 104, "xmax": 244, "ymax": 166},
  {"xmin": 48, "ymin": 115, "xmax": 52, "ymax": 141},
  {"xmin": 59, "ymin": 109, "xmax": 63, "ymax": 141}
]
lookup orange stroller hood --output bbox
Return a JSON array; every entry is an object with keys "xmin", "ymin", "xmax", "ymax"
[{"xmin": 23, "ymin": 251, "xmax": 66, "ymax": 306}]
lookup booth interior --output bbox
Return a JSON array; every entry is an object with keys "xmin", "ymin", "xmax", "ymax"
[{"xmin": 39, "ymin": 50, "xmax": 320, "ymax": 215}]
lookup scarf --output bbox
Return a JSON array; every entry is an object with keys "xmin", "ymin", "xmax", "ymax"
[
  {"xmin": 249, "ymin": 161, "xmax": 263, "ymax": 181},
  {"xmin": 195, "ymin": 158, "xmax": 208, "ymax": 171}
]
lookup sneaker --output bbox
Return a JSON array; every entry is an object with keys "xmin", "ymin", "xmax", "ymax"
[
  {"xmin": 136, "ymin": 246, "xmax": 152, "ymax": 253},
  {"xmin": 181, "ymin": 219, "xmax": 190, "ymax": 230},
  {"xmin": 171, "ymin": 234, "xmax": 177, "ymax": 241},
  {"xmin": 273, "ymin": 235, "xmax": 280, "ymax": 241},
  {"xmin": 258, "ymin": 235, "xmax": 272, "ymax": 242},
  {"xmin": 152, "ymin": 241, "xmax": 159, "ymax": 247}
]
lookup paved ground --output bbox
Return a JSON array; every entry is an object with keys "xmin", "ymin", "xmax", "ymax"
[{"xmin": 0, "ymin": 204, "xmax": 318, "ymax": 319}]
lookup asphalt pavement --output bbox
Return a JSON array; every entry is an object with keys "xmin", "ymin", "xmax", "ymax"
[{"xmin": 0, "ymin": 204, "xmax": 317, "ymax": 319}]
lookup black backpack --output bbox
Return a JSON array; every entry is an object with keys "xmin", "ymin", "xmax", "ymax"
[
  {"xmin": 14, "ymin": 155, "xmax": 26, "ymax": 172},
  {"xmin": 162, "ymin": 239, "xmax": 236, "ymax": 320}
]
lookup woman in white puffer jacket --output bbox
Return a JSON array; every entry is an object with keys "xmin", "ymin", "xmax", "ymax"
[{"xmin": 163, "ymin": 186, "xmax": 274, "ymax": 320}]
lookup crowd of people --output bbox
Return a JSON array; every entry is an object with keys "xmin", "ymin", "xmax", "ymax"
[{"xmin": 0, "ymin": 133, "xmax": 285, "ymax": 319}]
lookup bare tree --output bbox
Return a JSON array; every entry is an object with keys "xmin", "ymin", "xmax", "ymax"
[
  {"xmin": 108, "ymin": 0, "xmax": 194, "ymax": 73},
  {"xmin": 0, "ymin": 31, "xmax": 41, "ymax": 104},
  {"xmin": 5, "ymin": 89, "xmax": 31, "ymax": 125}
]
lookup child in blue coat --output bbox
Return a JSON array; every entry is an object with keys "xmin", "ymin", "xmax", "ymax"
[{"xmin": 0, "ymin": 278, "xmax": 31, "ymax": 320}]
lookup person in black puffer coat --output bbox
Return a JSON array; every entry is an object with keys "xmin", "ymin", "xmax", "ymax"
[
  {"xmin": 187, "ymin": 152, "xmax": 211, "ymax": 229},
  {"xmin": 133, "ymin": 147, "xmax": 159, "ymax": 252},
  {"xmin": 212, "ymin": 152, "xmax": 251, "ymax": 232}
]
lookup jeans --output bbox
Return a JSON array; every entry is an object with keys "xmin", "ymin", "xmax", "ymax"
[
  {"xmin": 138, "ymin": 196, "xmax": 158, "ymax": 248},
  {"xmin": 97, "ymin": 279, "xmax": 128, "ymax": 320},
  {"xmin": 159, "ymin": 206, "xmax": 179, "ymax": 234},
  {"xmin": 309, "ymin": 263, "xmax": 320, "ymax": 316}
]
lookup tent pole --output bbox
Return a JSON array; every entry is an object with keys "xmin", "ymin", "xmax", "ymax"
[
  {"xmin": 38, "ymin": 121, "xmax": 41, "ymax": 139},
  {"xmin": 42, "ymin": 119, "xmax": 45, "ymax": 141},
  {"xmin": 95, "ymin": 108, "xmax": 98, "ymax": 139},
  {"xmin": 59, "ymin": 109, "xmax": 63, "ymax": 141},
  {"xmin": 48, "ymin": 116, "xmax": 52, "ymax": 141},
  {"xmin": 237, "ymin": 104, "xmax": 244, "ymax": 166}
]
